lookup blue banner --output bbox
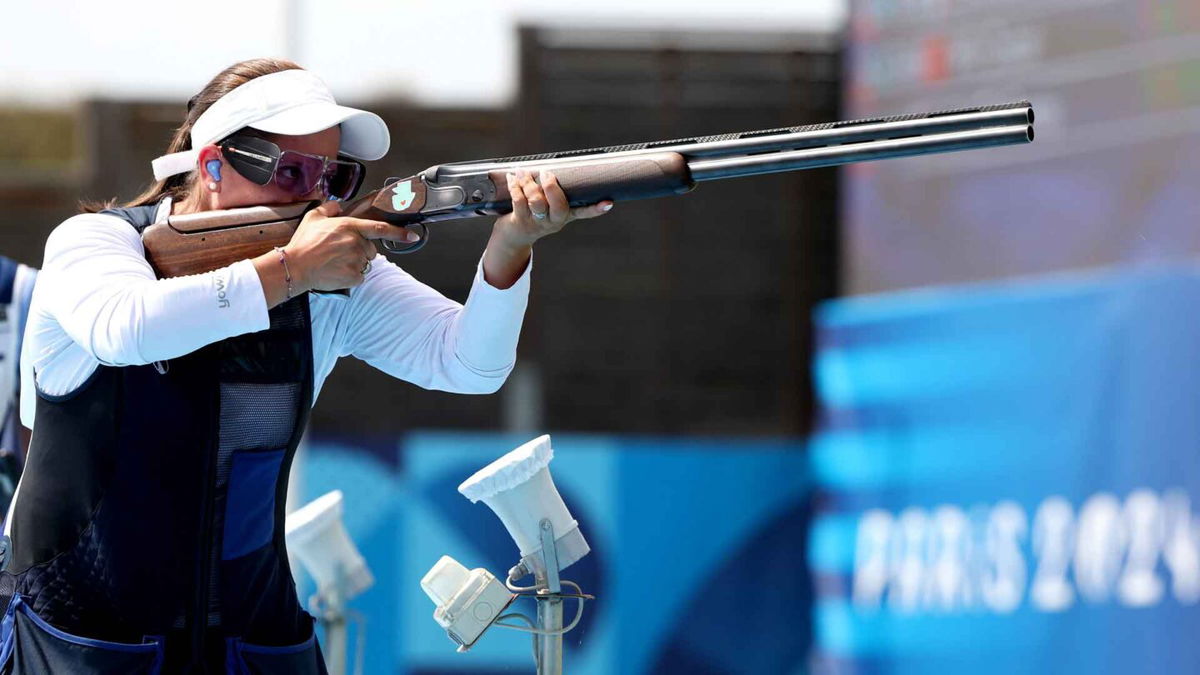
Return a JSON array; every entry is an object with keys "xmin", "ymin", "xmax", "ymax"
[
  {"xmin": 294, "ymin": 432, "xmax": 809, "ymax": 674},
  {"xmin": 809, "ymin": 264, "xmax": 1200, "ymax": 673}
]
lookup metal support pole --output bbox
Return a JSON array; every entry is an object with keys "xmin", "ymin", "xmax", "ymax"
[
  {"xmin": 323, "ymin": 613, "xmax": 348, "ymax": 675},
  {"xmin": 535, "ymin": 594, "xmax": 563, "ymax": 675},
  {"xmin": 535, "ymin": 519, "xmax": 563, "ymax": 675}
]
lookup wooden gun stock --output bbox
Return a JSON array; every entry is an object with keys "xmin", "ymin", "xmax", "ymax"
[
  {"xmin": 141, "ymin": 184, "xmax": 415, "ymax": 278},
  {"xmin": 142, "ymin": 202, "xmax": 312, "ymax": 279}
]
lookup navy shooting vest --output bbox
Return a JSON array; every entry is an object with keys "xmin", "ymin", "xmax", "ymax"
[{"xmin": 0, "ymin": 204, "xmax": 326, "ymax": 674}]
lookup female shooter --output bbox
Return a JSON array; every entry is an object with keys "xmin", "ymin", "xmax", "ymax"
[{"xmin": 3, "ymin": 58, "xmax": 612, "ymax": 673}]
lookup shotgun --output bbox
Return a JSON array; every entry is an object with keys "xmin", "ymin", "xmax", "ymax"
[{"xmin": 142, "ymin": 101, "xmax": 1034, "ymax": 278}]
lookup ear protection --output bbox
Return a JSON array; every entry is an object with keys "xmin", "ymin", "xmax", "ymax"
[{"xmin": 205, "ymin": 159, "xmax": 222, "ymax": 182}]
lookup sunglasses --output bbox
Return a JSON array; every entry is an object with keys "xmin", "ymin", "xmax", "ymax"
[{"xmin": 217, "ymin": 134, "xmax": 366, "ymax": 201}]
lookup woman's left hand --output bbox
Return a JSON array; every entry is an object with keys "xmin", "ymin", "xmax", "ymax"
[
  {"xmin": 481, "ymin": 169, "xmax": 614, "ymax": 289},
  {"xmin": 494, "ymin": 169, "xmax": 614, "ymax": 248}
]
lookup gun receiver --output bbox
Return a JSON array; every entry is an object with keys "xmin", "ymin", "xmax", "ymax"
[{"xmin": 142, "ymin": 101, "xmax": 1033, "ymax": 278}]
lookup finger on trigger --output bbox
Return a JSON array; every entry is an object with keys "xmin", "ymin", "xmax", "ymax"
[
  {"xmin": 349, "ymin": 219, "xmax": 398, "ymax": 240},
  {"xmin": 382, "ymin": 224, "xmax": 420, "ymax": 244}
]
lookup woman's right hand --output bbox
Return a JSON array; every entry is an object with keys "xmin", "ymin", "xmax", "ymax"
[{"xmin": 284, "ymin": 201, "xmax": 420, "ymax": 292}]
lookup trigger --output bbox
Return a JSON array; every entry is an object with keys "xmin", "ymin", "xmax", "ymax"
[{"xmin": 382, "ymin": 223, "xmax": 429, "ymax": 254}]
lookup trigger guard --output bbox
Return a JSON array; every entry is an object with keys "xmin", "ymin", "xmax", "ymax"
[{"xmin": 382, "ymin": 222, "xmax": 428, "ymax": 254}]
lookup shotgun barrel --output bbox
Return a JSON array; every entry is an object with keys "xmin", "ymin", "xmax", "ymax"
[{"xmin": 437, "ymin": 101, "xmax": 1033, "ymax": 174}]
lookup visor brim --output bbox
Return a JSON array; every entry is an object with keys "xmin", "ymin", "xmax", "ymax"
[{"xmin": 248, "ymin": 102, "xmax": 390, "ymax": 161}]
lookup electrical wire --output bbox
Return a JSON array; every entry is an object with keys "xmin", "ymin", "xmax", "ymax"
[
  {"xmin": 506, "ymin": 569, "xmax": 595, "ymax": 599},
  {"xmin": 492, "ymin": 581, "xmax": 589, "ymax": 636},
  {"xmin": 496, "ymin": 612, "xmax": 537, "ymax": 628},
  {"xmin": 506, "ymin": 575, "xmax": 545, "ymax": 593},
  {"xmin": 496, "ymin": 612, "xmax": 539, "ymax": 670}
]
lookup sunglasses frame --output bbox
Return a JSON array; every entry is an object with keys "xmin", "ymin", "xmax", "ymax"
[{"xmin": 217, "ymin": 133, "xmax": 367, "ymax": 201}]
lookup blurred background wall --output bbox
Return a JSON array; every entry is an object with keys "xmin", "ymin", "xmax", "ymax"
[
  {"xmin": 9, "ymin": 0, "xmax": 1200, "ymax": 673},
  {"xmin": 843, "ymin": 0, "xmax": 1200, "ymax": 293}
]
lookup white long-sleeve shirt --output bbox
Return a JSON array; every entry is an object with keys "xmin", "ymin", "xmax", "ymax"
[{"xmin": 19, "ymin": 199, "xmax": 529, "ymax": 428}]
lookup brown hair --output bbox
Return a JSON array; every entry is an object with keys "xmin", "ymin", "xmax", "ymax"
[{"xmin": 80, "ymin": 58, "xmax": 303, "ymax": 213}]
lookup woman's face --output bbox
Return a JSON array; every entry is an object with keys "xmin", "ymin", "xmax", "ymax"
[{"xmin": 201, "ymin": 126, "xmax": 342, "ymax": 210}]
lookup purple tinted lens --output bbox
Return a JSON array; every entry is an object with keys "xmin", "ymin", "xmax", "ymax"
[
  {"xmin": 324, "ymin": 161, "xmax": 363, "ymax": 200},
  {"xmin": 274, "ymin": 151, "xmax": 362, "ymax": 200},
  {"xmin": 273, "ymin": 152, "xmax": 326, "ymax": 196}
]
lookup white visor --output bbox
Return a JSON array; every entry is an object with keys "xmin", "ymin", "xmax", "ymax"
[{"xmin": 151, "ymin": 69, "xmax": 390, "ymax": 181}]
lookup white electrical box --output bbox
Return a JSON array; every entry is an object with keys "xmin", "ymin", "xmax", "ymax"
[{"xmin": 421, "ymin": 556, "xmax": 516, "ymax": 651}]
